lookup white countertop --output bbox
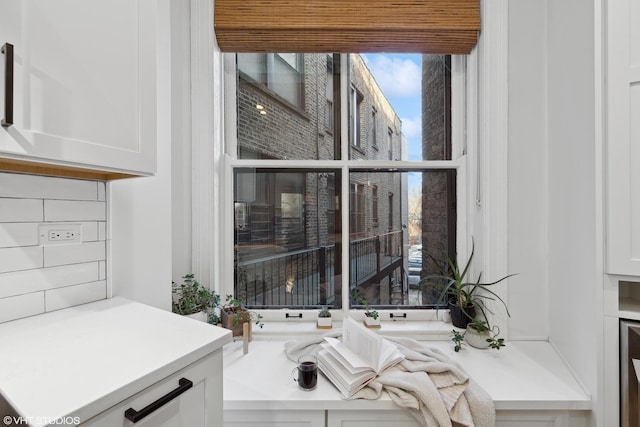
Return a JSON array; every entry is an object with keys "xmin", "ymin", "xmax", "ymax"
[
  {"xmin": 223, "ymin": 332, "xmax": 592, "ymax": 412},
  {"xmin": 0, "ymin": 297, "xmax": 232, "ymax": 426}
]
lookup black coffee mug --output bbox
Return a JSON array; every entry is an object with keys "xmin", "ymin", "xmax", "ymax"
[{"xmin": 295, "ymin": 355, "xmax": 318, "ymax": 391}]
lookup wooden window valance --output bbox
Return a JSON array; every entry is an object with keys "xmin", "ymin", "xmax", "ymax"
[{"xmin": 214, "ymin": 0, "xmax": 480, "ymax": 54}]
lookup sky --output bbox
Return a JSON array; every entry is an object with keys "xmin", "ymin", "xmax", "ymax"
[
  {"xmin": 361, "ymin": 54, "xmax": 423, "ymax": 193},
  {"xmin": 361, "ymin": 54, "xmax": 422, "ymax": 161}
]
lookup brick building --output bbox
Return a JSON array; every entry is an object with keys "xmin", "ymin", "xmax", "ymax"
[{"xmin": 233, "ymin": 53, "xmax": 406, "ymax": 307}]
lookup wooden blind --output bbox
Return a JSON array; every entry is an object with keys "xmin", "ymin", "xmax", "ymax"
[{"xmin": 214, "ymin": 0, "xmax": 480, "ymax": 54}]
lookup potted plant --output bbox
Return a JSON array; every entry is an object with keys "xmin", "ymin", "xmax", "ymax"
[
  {"xmin": 171, "ymin": 274, "xmax": 221, "ymax": 325},
  {"xmin": 424, "ymin": 241, "xmax": 514, "ymax": 329},
  {"xmin": 220, "ymin": 295, "xmax": 264, "ymax": 337},
  {"xmin": 317, "ymin": 306, "xmax": 333, "ymax": 329},
  {"xmin": 451, "ymin": 319, "xmax": 506, "ymax": 351},
  {"xmin": 465, "ymin": 319, "xmax": 506, "ymax": 349},
  {"xmin": 352, "ymin": 289, "xmax": 380, "ymax": 327}
]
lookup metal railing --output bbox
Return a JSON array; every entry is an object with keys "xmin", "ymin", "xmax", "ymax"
[
  {"xmin": 350, "ymin": 230, "xmax": 403, "ymax": 286},
  {"xmin": 235, "ymin": 230, "xmax": 404, "ymax": 307},
  {"xmin": 236, "ymin": 245, "xmax": 335, "ymax": 307}
]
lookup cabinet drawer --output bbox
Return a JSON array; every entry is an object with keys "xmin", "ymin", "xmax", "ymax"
[
  {"xmin": 328, "ymin": 410, "xmax": 421, "ymax": 427},
  {"xmin": 83, "ymin": 350, "xmax": 223, "ymax": 426},
  {"xmin": 225, "ymin": 410, "xmax": 325, "ymax": 427}
]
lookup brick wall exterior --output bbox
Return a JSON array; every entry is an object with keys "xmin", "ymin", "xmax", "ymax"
[
  {"xmin": 236, "ymin": 54, "xmax": 404, "ymax": 250},
  {"xmin": 234, "ymin": 54, "xmax": 406, "ymax": 306},
  {"xmin": 422, "ymin": 55, "xmax": 455, "ymax": 297}
]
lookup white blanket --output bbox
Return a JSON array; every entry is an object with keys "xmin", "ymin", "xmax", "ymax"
[{"xmin": 285, "ymin": 332, "xmax": 495, "ymax": 427}]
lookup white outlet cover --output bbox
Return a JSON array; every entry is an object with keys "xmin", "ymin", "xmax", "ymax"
[{"xmin": 38, "ymin": 223, "xmax": 83, "ymax": 246}]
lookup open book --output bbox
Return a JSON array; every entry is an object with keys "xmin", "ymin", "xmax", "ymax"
[{"xmin": 317, "ymin": 317, "xmax": 404, "ymax": 398}]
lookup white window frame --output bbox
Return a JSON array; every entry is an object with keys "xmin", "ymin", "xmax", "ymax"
[
  {"xmin": 189, "ymin": 0, "xmax": 509, "ymax": 329},
  {"xmin": 219, "ymin": 54, "xmax": 468, "ymax": 322}
]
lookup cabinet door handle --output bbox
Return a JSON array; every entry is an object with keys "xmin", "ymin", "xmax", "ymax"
[
  {"xmin": 124, "ymin": 377, "xmax": 193, "ymax": 423},
  {"xmin": 1, "ymin": 43, "xmax": 13, "ymax": 127}
]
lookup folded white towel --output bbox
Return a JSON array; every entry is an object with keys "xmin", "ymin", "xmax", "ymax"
[{"xmin": 285, "ymin": 331, "xmax": 495, "ymax": 427}]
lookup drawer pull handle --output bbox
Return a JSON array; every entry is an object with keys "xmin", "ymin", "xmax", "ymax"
[
  {"xmin": 124, "ymin": 377, "xmax": 193, "ymax": 423},
  {"xmin": 1, "ymin": 43, "xmax": 13, "ymax": 127}
]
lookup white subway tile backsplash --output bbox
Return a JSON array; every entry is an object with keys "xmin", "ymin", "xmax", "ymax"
[
  {"xmin": 0, "ymin": 173, "xmax": 98, "ymax": 200},
  {"xmin": 45, "ymin": 280, "xmax": 107, "ymax": 312},
  {"xmin": 44, "ymin": 241, "xmax": 105, "ymax": 267},
  {"xmin": 0, "ymin": 292, "xmax": 45, "ymax": 323},
  {"xmin": 0, "ymin": 199, "xmax": 43, "ymax": 222},
  {"xmin": 98, "ymin": 222, "xmax": 106, "ymax": 241},
  {"xmin": 99, "ymin": 261, "xmax": 106, "ymax": 280},
  {"xmin": 0, "ymin": 223, "xmax": 39, "ymax": 248},
  {"xmin": 0, "ymin": 262, "xmax": 101, "ymax": 299},
  {"xmin": 44, "ymin": 200, "xmax": 106, "ymax": 222},
  {"xmin": 0, "ymin": 173, "xmax": 110, "ymax": 323},
  {"xmin": 81, "ymin": 222, "xmax": 99, "ymax": 242},
  {"xmin": 0, "ymin": 246, "xmax": 43, "ymax": 273},
  {"xmin": 97, "ymin": 182, "xmax": 106, "ymax": 201}
]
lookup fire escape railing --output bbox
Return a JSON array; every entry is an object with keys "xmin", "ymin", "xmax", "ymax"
[{"xmin": 235, "ymin": 230, "xmax": 404, "ymax": 307}]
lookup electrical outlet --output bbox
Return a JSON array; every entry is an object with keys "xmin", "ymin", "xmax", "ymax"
[
  {"xmin": 39, "ymin": 223, "xmax": 82, "ymax": 246},
  {"xmin": 49, "ymin": 229, "xmax": 78, "ymax": 241}
]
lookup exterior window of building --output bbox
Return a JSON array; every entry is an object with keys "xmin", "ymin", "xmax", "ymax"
[
  {"xmin": 350, "ymin": 183, "xmax": 366, "ymax": 236},
  {"xmin": 349, "ymin": 85, "xmax": 363, "ymax": 149},
  {"xmin": 370, "ymin": 107, "xmax": 378, "ymax": 148},
  {"xmin": 326, "ymin": 56, "xmax": 334, "ymax": 133},
  {"xmin": 237, "ymin": 53, "xmax": 304, "ymax": 110},
  {"xmin": 228, "ymin": 53, "xmax": 459, "ymax": 311},
  {"xmin": 372, "ymin": 186, "xmax": 379, "ymax": 228},
  {"xmin": 387, "ymin": 192, "xmax": 394, "ymax": 232}
]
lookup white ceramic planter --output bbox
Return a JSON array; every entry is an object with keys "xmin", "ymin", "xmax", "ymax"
[
  {"xmin": 185, "ymin": 311, "xmax": 208, "ymax": 323},
  {"xmin": 464, "ymin": 326, "xmax": 490, "ymax": 349},
  {"xmin": 364, "ymin": 315, "xmax": 381, "ymax": 327},
  {"xmin": 317, "ymin": 317, "xmax": 332, "ymax": 329}
]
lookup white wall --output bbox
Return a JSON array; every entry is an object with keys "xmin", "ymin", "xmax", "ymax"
[
  {"xmin": 507, "ymin": 0, "xmax": 550, "ymax": 340},
  {"xmin": 170, "ymin": 0, "xmax": 193, "ymax": 282},
  {"xmin": 507, "ymin": 0, "xmax": 599, "ymax": 422},
  {"xmin": 546, "ymin": 0, "xmax": 599, "ymax": 404},
  {"xmin": 109, "ymin": 0, "xmax": 174, "ymax": 311}
]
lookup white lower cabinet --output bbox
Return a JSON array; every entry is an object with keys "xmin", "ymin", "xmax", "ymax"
[
  {"xmin": 226, "ymin": 409, "xmax": 589, "ymax": 427},
  {"xmin": 224, "ymin": 410, "xmax": 324, "ymax": 427},
  {"xmin": 84, "ymin": 350, "xmax": 223, "ymax": 426},
  {"xmin": 327, "ymin": 410, "xmax": 421, "ymax": 426},
  {"xmin": 496, "ymin": 411, "xmax": 569, "ymax": 427}
]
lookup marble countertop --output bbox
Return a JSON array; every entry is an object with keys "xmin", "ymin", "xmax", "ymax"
[{"xmin": 0, "ymin": 297, "xmax": 231, "ymax": 426}]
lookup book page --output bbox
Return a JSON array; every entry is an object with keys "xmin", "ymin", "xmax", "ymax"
[
  {"xmin": 323, "ymin": 337, "xmax": 372, "ymax": 372},
  {"xmin": 342, "ymin": 317, "xmax": 383, "ymax": 370}
]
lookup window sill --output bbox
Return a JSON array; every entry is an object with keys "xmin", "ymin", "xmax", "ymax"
[
  {"xmin": 223, "ymin": 338, "xmax": 592, "ymax": 412},
  {"xmin": 246, "ymin": 319, "xmax": 454, "ymax": 341}
]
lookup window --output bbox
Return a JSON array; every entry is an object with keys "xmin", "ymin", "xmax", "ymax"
[
  {"xmin": 350, "ymin": 183, "xmax": 365, "ymax": 236},
  {"xmin": 227, "ymin": 53, "xmax": 460, "ymax": 312},
  {"xmin": 349, "ymin": 85, "xmax": 363, "ymax": 149},
  {"xmin": 326, "ymin": 56, "xmax": 334, "ymax": 133},
  {"xmin": 370, "ymin": 107, "xmax": 378, "ymax": 148},
  {"xmin": 372, "ymin": 186, "xmax": 379, "ymax": 228},
  {"xmin": 237, "ymin": 53, "xmax": 304, "ymax": 109}
]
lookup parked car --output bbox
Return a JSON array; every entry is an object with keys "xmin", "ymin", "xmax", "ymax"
[{"xmin": 408, "ymin": 257, "xmax": 422, "ymax": 289}]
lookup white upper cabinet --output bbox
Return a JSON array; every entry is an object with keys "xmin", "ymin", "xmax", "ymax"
[
  {"xmin": 0, "ymin": 0, "xmax": 156, "ymax": 177},
  {"xmin": 607, "ymin": 0, "xmax": 640, "ymax": 275}
]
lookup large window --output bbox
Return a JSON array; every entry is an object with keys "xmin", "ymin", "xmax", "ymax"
[{"xmin": 227, "ymin": 53, "xmax": 461, "ymax": 312}]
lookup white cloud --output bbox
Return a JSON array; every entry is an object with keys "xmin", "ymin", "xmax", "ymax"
[
  {"xmin": 400, "ymin": 116, "xmax": 422, "ymax": 140},
  {"xmin": 363, "ymin": 55, "xmax": 421, "ymax": 98}
]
